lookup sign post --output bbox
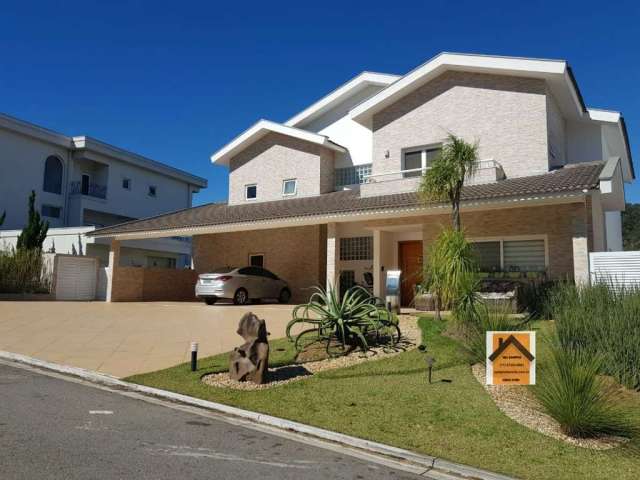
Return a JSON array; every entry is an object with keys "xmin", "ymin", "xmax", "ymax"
[{"xmin": 486, "ymin": 331, "xmax": 536, "ymax": 385}]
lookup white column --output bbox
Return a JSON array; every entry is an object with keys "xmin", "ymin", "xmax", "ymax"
[
  {"xmin": 373, "ymin": 229, "xmax": 383, "ymax": 297},
  {"xmin": 326, "ymin": 223, "xmax": 339, "ymax": 292},
  {"xmin": 572, "ymin": 218, "xmax": 590, "ymax": 285},
  {"xmin": 106, "ymin": 239, "xmax": 120, "ymax": 302}
]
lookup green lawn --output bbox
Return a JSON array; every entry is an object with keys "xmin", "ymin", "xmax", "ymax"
[{"xmin": 126, "ymin": 317, "xmax": 640, "ymax": 480}]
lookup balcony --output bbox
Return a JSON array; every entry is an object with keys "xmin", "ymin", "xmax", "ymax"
[
  {"xmin": 69, "ymin": 181, "xmax": 107, "ymax": 199},
  {"xmin": 359, "ymin": 159, "xmax": 505, "ymax": 197}
]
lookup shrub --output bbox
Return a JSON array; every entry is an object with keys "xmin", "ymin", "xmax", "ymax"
[
  {"xmin": 0, "ymin": 247, "xmax": 52, "ymax": 294},
  {"xmin": 550, "ymin": 282, "xmax": 640, "ymax": 390},
  {"xmin": 286, "ymin": 285, "xmax": 400, "ymax": 357},
  {"xmin": 535, "ymin": 341, "xmax": 637, "ymax": 438},
  {"xmin": 517, "ymin": 279, "xmax": 556, "ymax": 319}
]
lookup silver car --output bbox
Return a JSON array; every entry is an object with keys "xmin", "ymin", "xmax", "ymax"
[{"xmin": 195, "ymin": 266, "xmax": 291, "ymax": 305}]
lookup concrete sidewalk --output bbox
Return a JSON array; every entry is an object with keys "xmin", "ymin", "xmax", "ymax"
[{"xmin": 0, "ymin": 301, "xmax": 294, "ymax": 377}]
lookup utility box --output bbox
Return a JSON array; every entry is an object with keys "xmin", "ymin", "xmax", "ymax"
[{"xmin": 385, "ymin": 270, "xmax": 401, "ymax": 314}]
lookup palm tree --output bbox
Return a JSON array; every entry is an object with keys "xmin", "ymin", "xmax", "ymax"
[{"xmin": 419, "ymin": 134, "xmax": 479, "ymax": 231}]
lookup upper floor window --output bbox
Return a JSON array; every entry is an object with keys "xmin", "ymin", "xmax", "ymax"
[
  {"xmin": 148, "ymin": 185, "xmax": 157, "ymax": 197},
  {"xmin": 282, "ymin": 179, "xmax": 297, "ymax": 196},
  {"xmin": 43, "ymin": 156, "xmax": 63, "ymax": 194},
  {"xmin": 41, "ymin": 204, "xmax": 61, "ymax": 219},
  {"xmin": 122, "ymin": 178, "xmax": 132, "ymax": 190},
  {"xmin": 245, "ymin": 184, "xmax": 257, "ymax": 200},
  {"xmin": 335, "ymin": 164, "xmax": 372, "ymax": 188},
  {"xmin": 402, "ymin": 145, "xmax": 441, "ymax": 178}
]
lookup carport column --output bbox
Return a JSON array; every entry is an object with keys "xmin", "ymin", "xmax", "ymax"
[
  {"xmin": 372, "ymin": 229, "xmax": 383, "ymax": 297},
  {"xmin": 106, "ymin": 239, "xmax": 121, "ymax": 302},
  {"xmin": 572, "ymin": 217, "xmax": 590, "ymax": 286},
  {"xmin": 326, "ymin": 222, "xmax": 339, "ymax": 292}
]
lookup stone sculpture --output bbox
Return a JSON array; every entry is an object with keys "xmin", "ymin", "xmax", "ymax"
[{"xmin": 229, "ymin": 312, "xmax": 269, "ymax": 384}]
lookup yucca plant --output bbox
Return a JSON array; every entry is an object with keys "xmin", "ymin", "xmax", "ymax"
[
  {"xmin": 535, "ymin": 341, "xmax": 637, "ymax": 438},
  {"xmin": 286, "ymin": 285, "xmax": 399, "ymax": 357}
]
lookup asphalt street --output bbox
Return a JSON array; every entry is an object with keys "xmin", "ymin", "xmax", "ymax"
[{"xmin": 0, "ymin": 363, "xmax": 430, "ymax": 479}]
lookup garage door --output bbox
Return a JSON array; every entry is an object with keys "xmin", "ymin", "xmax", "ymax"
[{"xmin": 55, "ymin": 256, "xmax": 98, "ymax": 300}]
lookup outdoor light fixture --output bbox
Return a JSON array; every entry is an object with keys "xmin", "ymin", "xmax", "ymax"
[
  {"xmin": 426, "ymin": 356, "xmax": 435, "ymax": 384},
  {"xmin": 190, "ymin": 342, "xmax": 198, "ymax": 372}
]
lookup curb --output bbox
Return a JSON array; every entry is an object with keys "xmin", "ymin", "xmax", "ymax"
[{"xmin": 0, "ymin": 350, "xmax": 516, "ymax": 480}]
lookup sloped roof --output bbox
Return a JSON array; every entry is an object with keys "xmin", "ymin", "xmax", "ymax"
[{"xmin": 89, "ymin": 162, "xmax": 604, "ymax": 239}]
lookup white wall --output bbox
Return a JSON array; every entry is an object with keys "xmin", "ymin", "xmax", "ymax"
[
  {"xmin": 605, "ymin": 211, "xmax": 623, "ymax": 251},
  {"xmin": 0, "ymin": 127, "xmax": 70, "ymax": 229},
  {"xmin": 566, "ymin": 121, "xmax": 605, "ymax": 164},
  {"xmin": 301, "ymin": 84, "xmax": 386, "ymax": 168},
  {"xmin": 546, "ymin": 91, "xmax": 566, "ymax": 167}
]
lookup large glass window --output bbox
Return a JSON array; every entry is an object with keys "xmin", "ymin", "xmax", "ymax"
[
  {"xmin": 340, "ymin": 237, "xmax": 373, "ymax": 261},
  {"xmin": 503, "ymin": 239, "xmax": 546, "ymax": 272},
  {"xmin": 335, "ymin": 164, "xmax": 372, "ymax": 188},
  {"xmin": 43, "ymin": 156, "xmax": 63, "ymax": 194},
  {"xmin": 402, "ymin": 146, "xmax": 441, "ymax": 178},
  {"xmin": 472, "ymin": 241, "xmax": 501, "ymax": 271}
]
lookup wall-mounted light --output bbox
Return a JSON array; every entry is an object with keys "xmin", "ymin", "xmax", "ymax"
[{"xmin": 384, "ymin": 150, "xmax": 390, "ymax": 158}]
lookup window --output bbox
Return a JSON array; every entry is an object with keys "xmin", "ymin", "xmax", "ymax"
[
  {"xmin": 335, "ymin": 164, "xmax": 372, "ymax": 188},
  {"xmin": 472, "ymin": 241, "xmax": 501, "ymax": 272},
  {"xmin": 245, "ymin": 184, "xmax": 257, "ymax": 200},
  {"xmin": 402, "ymin": 146, "xmax": 441, "ymax": 178},
  {"xmin": 238, "ymin": 266, "xmax": 262, "ymax": 276},
  {"xmin": 471, "ymin": 238, "xmax": 546, "ymax": 272},
  {"xmin": 41, "ymin": 205, "xmax": 61, "ymax": 218},
  {"xmin": 43, "ymin": 156, "xmax": 63, "ymax": 194},
  {"xmin": 81, "ymin": 174, "xmax": 91, "ymax": 195},
  {"xmin": 282, "ymin": 179, "xmax": 297, "ymax": 196},
  {"xmin": 249, "ymin": 254, "xmax": 264, "ymax": 267},
  {"xmin": 503, "ymin": 239, "xmax": 546, "ymax": 272},
  {"xmin": 148, "ymin": 185, "xmax": 157, "ymax": 197},
  {"xmin": 122, "ymin": 178, "xmax": 131, "ymax": 190},
  {"xmin": 147, "ymin": 256, "xmax": 176, "ymax": 269},
  {"xmin": 340, "ymin": 236, "xmax": 373, "ymax": 261}
]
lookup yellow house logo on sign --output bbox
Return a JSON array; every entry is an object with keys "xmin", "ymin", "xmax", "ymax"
[{"xmin": 486, "ymin": 331, "xmax": 536, "ymax": 385}]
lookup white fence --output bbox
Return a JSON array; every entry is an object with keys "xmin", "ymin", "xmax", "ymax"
[
  {"xmin": 51, "ymin": 255, "xmax": 99, "ymax": 301},
  {"xmin": 589, "ymin": 251, "xmax": 640, "ymax": 288}
]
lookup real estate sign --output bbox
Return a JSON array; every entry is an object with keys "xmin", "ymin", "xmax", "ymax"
[{"xmin": 486, "ymin": 331, "xmax": 536, "ymax": 385}]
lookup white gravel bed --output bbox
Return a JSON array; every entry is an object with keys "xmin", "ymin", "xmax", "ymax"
[
  {"xmin": 471, "ymin": 363, "xmax": 627, "ymax": 450},
  {"xmin": 202, "ymin": 315, "xmax": 421, "ymax": 391}
]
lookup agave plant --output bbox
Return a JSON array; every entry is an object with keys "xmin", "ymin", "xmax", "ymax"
[{"xmin": 286, "ymin": 285, "xmax": 400, "ymax": 357}]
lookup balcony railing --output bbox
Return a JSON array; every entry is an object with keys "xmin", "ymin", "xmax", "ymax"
[
  {"xmin": 363, "ymin": 159, "xmax": 503, "ymax": 183},
  {"xmin": 69, "ymin": 181, "xmax": 107, "ymax": 199}
]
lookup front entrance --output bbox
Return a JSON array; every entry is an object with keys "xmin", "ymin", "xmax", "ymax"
[{"xmin": 398, "ymin": 241, "xmax": 423, "ymax": 307}]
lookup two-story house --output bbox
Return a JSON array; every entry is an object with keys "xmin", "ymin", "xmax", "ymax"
[
  {"xmin": 90, "ymin": 53, "xmax": 633, "ymax": 304},
  {"xmin": 0, "ymin": 113, "xmax": 207, "ymax": 268}
]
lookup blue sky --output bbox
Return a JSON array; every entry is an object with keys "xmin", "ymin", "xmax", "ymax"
[{"xmin": 1, "ymin": 1, "xmax": 639, "ymax": 205}]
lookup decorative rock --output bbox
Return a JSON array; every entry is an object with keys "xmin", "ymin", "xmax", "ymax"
[{"xmin": 228, "ymin": 312, "xmax": 270, "ymax": 384}]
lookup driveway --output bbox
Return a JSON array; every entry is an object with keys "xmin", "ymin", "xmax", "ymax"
[{"xmin": 0, "ymin": 301, "xmax": 294, "ymax": 378}]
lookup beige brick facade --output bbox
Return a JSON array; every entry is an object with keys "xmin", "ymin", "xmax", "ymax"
[
  {"xmin": 192, "ymin": 224, "xmax": 326, "ymax": 303},
  {"xmin": 110, "ymin": 266, "xmax": 198, "ymax": 302},
  {"xmin": 371, "ymin": 71, "xmax": 550, "ymax": 180},
  {"xmin": 228, "ymin": 132, "xmax": 335, "ymax": 205}
]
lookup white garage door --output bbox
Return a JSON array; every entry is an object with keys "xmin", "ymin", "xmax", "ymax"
[{"xmin": 55, "ymin": 256, "xmax": 98, "ymax": 300}]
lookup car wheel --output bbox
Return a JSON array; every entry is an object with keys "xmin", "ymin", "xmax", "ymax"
[
  {"xmin": 233, "ymin": 288, "xmax": 249, "ymax": 305},
  {"xmin": 204, "ymin": 298, "xmax": 217, "ymax": 306},
  {"xmin": 278, "ymin": 288, "xmax": 291, "ymax": 304}
]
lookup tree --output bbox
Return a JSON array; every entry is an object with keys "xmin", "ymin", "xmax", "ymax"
[
  {"xmin": 17, "ymin": 191, "xmax": 49, "ymax": 251},
  {"xmin": 622, "ymin": 203, "xmax": 640, "ymax": 250},
  {"xmin": 419, "ymin": 134, "xmax": 479, "ymax": 231}
]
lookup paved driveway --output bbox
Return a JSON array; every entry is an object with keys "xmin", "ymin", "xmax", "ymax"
[{"xmin": 0, "ymin": 301, "xmax": 294, "ymax": 378}]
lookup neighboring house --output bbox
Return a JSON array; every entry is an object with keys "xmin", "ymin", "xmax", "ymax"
[
  {"xmin": 0, "ymin": 113, "xmax": 207, "ymax": 267},
  {"xmin": 90, "ymin": 53, "xmax": 633, "ymax": 304}
]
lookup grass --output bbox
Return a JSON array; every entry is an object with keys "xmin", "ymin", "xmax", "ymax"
[{"xmin": 126, "ymin": 316, "xmax": 640, "ymax": 480}]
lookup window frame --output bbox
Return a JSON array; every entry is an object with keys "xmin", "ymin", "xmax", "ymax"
[
  {"xmin": 41, "ymin": 204, "xmax": 62, "ymax": 219},
  {"xmin": 469, "ymin": 235, "xmax": 548, "ymax": 272},
  {"xmin": 248, "ymin": 253, "xmax": 264, "ymax": 268},
  {"xmin": 401, "ymin": 144, "xmax": 442, "ymax": 177},
  {"xmin": 339, "ymin": 236, "xmax": 373, "ymax": 261},
  {"xmin": 245, "ymin": 184, "xmax": 257, "ymax": 201},
  {"xmin": 42, "ymin": 155, "xmax": 64, "ymax": 195},
  {"xmin": 282, "ymin": 178, "xmax": 297, "ymax": 197},
  {"xmin": 122, "ymin": 177, "xmax": 132, "ymax": 190}
]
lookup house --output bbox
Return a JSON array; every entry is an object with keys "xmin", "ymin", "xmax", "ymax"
[
  {"xmin": 0, "ymin": 113, "xmax": 207, "ymax": 268},
  {"xmin": 89, "ymin": 53, "xmax": 633, "ymax": 305}
]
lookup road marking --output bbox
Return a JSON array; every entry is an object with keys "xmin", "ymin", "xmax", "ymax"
[{"xmin": 89, "ymin": 410, "xmax": 114, "ymax": 414}]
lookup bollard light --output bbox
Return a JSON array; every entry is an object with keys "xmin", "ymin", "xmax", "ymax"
[
  {"xmin": 190, "ymin": 342, "xmax": 199, "ymax": 372},
  {"xmin": 426, "ymin": 356, "xmax": 435, "ymax": 384}
]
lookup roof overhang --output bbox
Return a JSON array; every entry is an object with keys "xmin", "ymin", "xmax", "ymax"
[
  {"xmin": 210, "ymin": 119, "xmax": 347, "ymax": 166},
  {"xmin": 285, "ymin": 72, "xmax": 399, "ymax": 128},
  {"xmin": 72, "ymin": 136, "xmax": 207, "ymax": 188},
  {"xmin": 350, "ymin": 53, "xmax": 584, "ymax": 123},
  {"xmin": 90, "ymin": 191, "xmax": 586, "ymax": 241}
]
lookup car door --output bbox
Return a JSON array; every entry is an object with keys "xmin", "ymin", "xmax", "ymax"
[
  {"xmin": 253, "ymin": 267, "xmax": 274, "ymax": 299},
  {"xmin": 237, "ymin": 267, "xmax": 262, "ymax": 298},
  {"xmin": 260, "ymin": 268, "xmax": 281, "ymax": 298}
]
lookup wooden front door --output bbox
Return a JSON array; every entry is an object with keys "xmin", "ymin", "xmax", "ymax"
[{"xmin": 398, "ymin": 241, "xmax": 423, "ymax": 307}]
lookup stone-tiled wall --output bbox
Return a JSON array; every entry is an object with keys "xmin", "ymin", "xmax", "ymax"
[
  {"xmin": 193, "ymin": 224, "xmax": 326, "ymax": 303},
  {"xmin": 228, "ymin": 132, "xmax": 335, "ymax": 205},
  {"xmin": 372, "ymin": 71, "xmax": 549, "ymax": 180}
]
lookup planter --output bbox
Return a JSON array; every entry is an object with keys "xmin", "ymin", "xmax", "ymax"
[{"xmin": 414, "ymin": 293, "xmax": 436, "ymax": 311}]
